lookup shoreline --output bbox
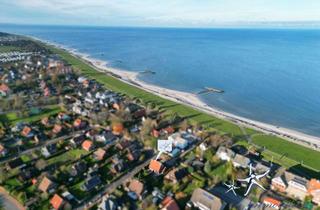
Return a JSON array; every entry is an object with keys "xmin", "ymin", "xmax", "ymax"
[{"xmin": 34, "ymin": 37, "xmax": 320, "ymax": 151}]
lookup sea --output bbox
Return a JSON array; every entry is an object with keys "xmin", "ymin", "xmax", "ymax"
[{"xmin": 1, "ymin": 24, "xmax": 320, "ymax": 137}]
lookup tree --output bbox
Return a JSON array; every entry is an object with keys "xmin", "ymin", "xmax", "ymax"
[
  {"xmin": 179, "ymin": 119, "xmax": 189, "ymax": 131},
  {"xmin": 13, "ymin": 94, "xmax": 23, "ymax": 110},
  {"xmin": 140, "ymin": 118, "xmax": 156, "ymax": 141},
  {"xmin": 35, "ymin": 159, "xmax": 47, "ymax": 170}
]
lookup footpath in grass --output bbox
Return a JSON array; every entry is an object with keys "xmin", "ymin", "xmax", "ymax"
[{"xmin": 252, "ymin": 135, "xmax": 320, "ymax": 171}]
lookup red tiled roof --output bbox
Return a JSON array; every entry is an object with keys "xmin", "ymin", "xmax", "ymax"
[
  {"xmin": 73, "ymin": 119, "xmax": 82, "ymax": 127},
  {"xmin": 53, "ymin": 124, "xmax": 62, "ymax": 134},
  {"xmin": 82, "ymin": 140, "xmax": 93, "ymax": 151},
  {"xmin": 31, "ymin": 178, "xmax": 37, "ymax": 185},
  {"xmin": 163, "ymin": 126, "xmax": 175, "ymax": 134},
  {"xmin": 21, "ymin": 126, "xmax": 32, "ymax": 137},
  {"xmin": 161, "ymin": 196, "xmax": 180, "ymax": 210},
  {"xmin": 112, "ymin": 123, "xmax": 124, "ymax": 135},
  {"xmin": 50, "ymin": 194, "xmax": 64, "ymax": 210},
  {"xmin": 0, "ymin": 83, "xmax": 9, "ymax": 92},
  {"xmin": 263, "ymin": 197, "xmax": 281, "ymax": 207},
  {"xmin": 152, "ymin": 129, "xmax": 160, "ymax": 138},
  {"xmin": 149, "ymin": 160, "xmax": 164, "ymax": 174},
  {"xmin": 38, "ymin": 176, "xmax": 53, "ymax": 192},
  {"xmin": 128, "ymin": 179, "xmax": 144, "ymax": 196},
  {"xmin": 94, "ymin": 148, "xmax": 106, "ymax": 160},
  {"xmin": 308, "ymin": 179, "xmax": 320, "ymax": 192}
]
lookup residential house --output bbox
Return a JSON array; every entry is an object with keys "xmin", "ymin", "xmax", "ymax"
[
  {"xmin": 127, "ymin": 149, "xmax": 141, "ymax": 162},
  {"xmin": 162, "ymin": 126, "xmax": 175, "ymax": 135},
  {"xmin": 164, "ymin": 168, "xmax": 188, "ymax": 184},
  {"xmin": 161, "ymin": 196, "xmax": 180, "ymax": 210},
  {"xmin": 116, "ymin": 140, "xmax": 132, "ymax": 150},
  {"xmin": 72, "ymin": 105, "xmax": 82, "ymax": 115},
  {"xmin": 41, "ymin": 144, "xmax": 57, "ymax": 158},
  {"xmin": 7, "ymin": 158, "xmax": 25, "ymax": 170},
  {"xmin": 96, "ymin": 130, "xmax": 118, "ymax": 144},
  {"xmin": 19, "ymin": 167, "xmax": 39, "ymax": 182},
  {"xmin": 52, "ymin": 124, "xmax": 63, "ymax": 135},
  {"xmin": 0, "ymin": 83, "xmax": 10, "ymax": 96},
  {"xmin": 74, "ymin": 118, "xmax": 86, "ymax": 129},
  {"xmin": 127, "ymin": 179, "xmax": 145, "ymax": 200},
  {"xmin": 263, "ymin": 197, "xmax": 281, "ymax": 210},
  {"xmin": 98, "ymin": 196, "xmax": 119, "ymax": 210},
  {"xmin": 189, "ymin": 188, "xmax": 226, "ymax": 210},
  {"xmin": 286, "ymin": 174, "xmax": 308, "ymax": 201},
  {"xmin": 272, "ymin": 171, "xmax": 308, "ymax": 201},
  {"xmin": 94, "ymin": 148, "xmax": 106, "ymax": 161},
  {"xmin": 70, "ymin": 134, "xmax": 85, "ymax": 147},
  {"xmin": 111, "ymin": 156, "xmax": 125, "ymax": 174},
  {"xmin": 112, "ymin": 123, "xmax": 124, "ymax": 136},
  {"xmin": 57, "ymin": 112, "xmax": 71, "ymax": 121},
  {"xmin": 82, "ymin": 175, "xmax": 101, "ymax": 191},
  {"xmin": 271, "ymin": 176, "xmax": 287, "ymax": 193},
  {"xmin": 82, "ymin": 140, "xmax": 94, "ymax": 152},
  {"xmin": 85, "ymin": 129, "xmax": 98, "ymax": 140},
  {"xmin": 232, "ymin": 154, "xmax": 251, "ymax": 168},
  {"xmin": 149, "ymin": 160, "xmax": 165, "ymax": 175},
  {"xmin": 307, "ymin": 179, "xmax": 320, "ymax": 205},
  {"xmin": 50, "ymin": 194, "xmax": 65, "ymax": 210},
  {"xmin": 38, "ymin": 176, "xmax": 56, "ymax": 193},
  {"xmin": 21, "ymin": 126, "xmax": 34, "ymax": 138},
  {"xmin": 70, "ymin": 161, "xmax": 87, "ymax": 177},
  {"xmin": 216, "ymin": 146, "xmax": 235, "ymax": 162},
  {"xmin": 0, "ymin": 144, "xmax": 7, "ymax": 156},
  {"xmin": 41, "ymin": 117, "xmax": 50, "ymax": 126},
  {"xmin": 169, "ymin": 133, "xmax": 189, "ymax": 150}
]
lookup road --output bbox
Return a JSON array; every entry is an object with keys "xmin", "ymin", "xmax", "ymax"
[
  {"xmin": 0, "ymin": 131, "xmax": 83, "ymax": 164},
  {"xmin": 210, "ymin": 185, "xmax": 261, "ymax": 210},
  {"xmin": 76, "ymin": 153, "xmax": 156, "ymax": 210},
  {"xmin": 77, "ymin": 137, "xmax": 205, "ymax": 209},
  {"xmin": 0, "ymin": 187, "xmax": 25, "ymax": 210}
]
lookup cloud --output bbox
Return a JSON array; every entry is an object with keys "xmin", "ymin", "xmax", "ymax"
[{"xmin": 1, "ymin": 0, "xmax": 320, "ymax": 26}]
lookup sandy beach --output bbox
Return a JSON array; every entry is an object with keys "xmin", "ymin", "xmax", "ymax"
[{"xmin": 37, "ymin": 38, "xmax": 320, "ymax": 151}]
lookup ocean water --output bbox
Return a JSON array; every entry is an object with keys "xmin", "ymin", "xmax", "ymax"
[{"xmin": 1, "ymin": 25, "xmax": 320, "ymax": 136}]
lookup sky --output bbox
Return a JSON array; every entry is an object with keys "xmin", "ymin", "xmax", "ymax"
[{"xmin": 1, "ymin": 0, "xmax": 320, "ymax": 27}]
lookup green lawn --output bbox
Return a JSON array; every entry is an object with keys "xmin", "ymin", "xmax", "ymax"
[
  {"xmin": 0, "ymin": 105, "xmax": 61, "ymax": 125},
  {"xmin": 47, "ymin": 149, "xmax": 89, "ymax": 165},
  {"xmin": 252, "ymin": 135, "xmax": 320, "ymax": 171},
  {"xmin": 0, "ymin": 46, "xmax": 21, "ymax": 53}
]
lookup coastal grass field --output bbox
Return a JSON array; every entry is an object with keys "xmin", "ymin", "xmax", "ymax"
[
  {"xmin": 47, "ymin": 44, "xmax": 320, "ymax": 173},
  {"xmin": 253, "ymin": 135, "xmax": 320, "ymax": 171}
]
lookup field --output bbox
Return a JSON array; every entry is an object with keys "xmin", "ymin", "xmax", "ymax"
[
  {"xmin": 45, "ymin": 43, "xmax": 320, "ymax": 172},
  {"xmin": 0, "ymin": 46, "xmax": 21, "ymax": 53},
  {"xmin": 252, "ymin": 135, "xmax": 320, "ymax": 171},
  {"xmin": 0, "ymin": 105, "xmax": 61, "ymax": 125}
]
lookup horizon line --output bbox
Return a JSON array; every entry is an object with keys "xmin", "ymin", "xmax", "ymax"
[{"xmin": 1, "ymin": 21, "xmax": 320, "ymax": 30}]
